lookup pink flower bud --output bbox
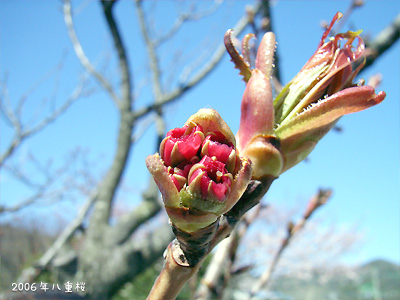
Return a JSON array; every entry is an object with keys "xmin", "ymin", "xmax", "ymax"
[
  {"xmin": 188, "ymin": 156, "xmax": 233, "ymax": 203},
  {"xmin": 160, "ymin": 123, "xmax": 204, "ymax": 167},
  {"xmin": 167, "ymin": 159, "xmax": 198, "ymax": 191},
  {"xmin": 201, "ymin": 132, "xmax": 241, "ymax": 174},
  {"xmin": 146, "ymin": 108, "xmax": 252, "ymax": 233}
]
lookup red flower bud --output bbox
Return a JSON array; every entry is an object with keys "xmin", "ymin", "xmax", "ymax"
[
  {"xmin": 146, "ymin": 109, "xmax": 252, "ymax": 232},
  {"xmin": 201, "ymin": 132, "xmax": 241, "ymax": 174},
  {"xmin": 160, "ymin": 123, "xmax": 204, "ymax": 167},
  {"xmin": 167, "ymin": 159, "xmax": 198, "ymax": 191},
  {"xmin": 188, "ymin": 156, "xmax": 233, "ymax": 202}
]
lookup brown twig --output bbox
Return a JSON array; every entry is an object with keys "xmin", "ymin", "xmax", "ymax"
[
  {"xmin": 0, "ymin": 72, "xmax": 90, "ymax": 167},
  {"xmin": 363, "ymin": 13, "xmax": 400, "ymax": 71},
  {"xmin": 131, "ymin": 1, "xmax": 262, "ymax": 122},
  {"xmin": 330, "ymin": 0, "xmax": 364, "ymax": 36},
  {"xmin": 63, "ymin": 0, "xmax": 121, "ymax": 107},
  {"xmin": 135, "ymin": 0, "xmax": 163, "ymax": 101},
  {"xmin": 146, "ymin": 241, "xmax": 203, "ymax": 300},
  {"xmin": 248, "ymin": 189, "xmax": 332, "ymax": 298},
  {"xmin": 195, "ymin": 205, "xmax": 264, "ymax": 300},
  {"xmin": 153, "ymin": 0, "xmax": 224, "ymax": 47},
  {"xmin": 83, "ymin": 0, "xmax": 135, "ymax": 233},
  {"xmin": 195, "ymin": 236, "xmax": 234, "ymax": 299}
]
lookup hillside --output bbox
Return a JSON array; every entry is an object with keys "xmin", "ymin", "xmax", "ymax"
[
  {"xmin": 0, "ymin": 224, "xmax": 54, "ymax": 291},
  {"xmin": 267, "ymin": 259, "xmax": 400, "ymax": 300}
]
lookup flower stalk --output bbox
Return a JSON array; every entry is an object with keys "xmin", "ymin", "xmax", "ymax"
[{"xmin": 146, "ymin": 242, "xmax": 202, "ymax": 300}]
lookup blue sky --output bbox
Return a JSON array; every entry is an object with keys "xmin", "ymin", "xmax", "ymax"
[{"xmin": 1, "ymin": 0, "xmax": 399, "ymax": 266}]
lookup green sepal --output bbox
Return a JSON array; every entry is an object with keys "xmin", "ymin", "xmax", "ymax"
[
  {"xmin": 275, "ymin": 63, "xmax": 329, "ymax": 125},
  {"xmin": 179, "ymin": 189, "xmax": 224, "ymax": 215}
]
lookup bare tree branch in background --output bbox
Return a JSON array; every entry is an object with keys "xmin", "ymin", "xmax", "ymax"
[
  {"xmin": 17, "ymin": 190, "xmax": 97, "ymax": 282},
  {"xmin": 64, "ymin": 0, "xmax": 121, "ymax": 107},
  {"xmin": 248, "ymin": 189, "xmax": 332, "ymax": 299},
  {"xmin": 0, "ymin": 153, "xmax": 58, "ymax": 213},
  {"xmin": 330, "ymin": 0, "xmax": 364, "ymax": 36},
  {"xmin": 153, "ymin": 0, "xmax": 223, "ymax": 47},
  {"xmin": 194, "ymin": 189, "xmax": 334, "ymax": 300},
  {"xmin": 363, "ymin": 13, "xmax": 400, "ymax": 71},
  {"xmin": 0, "ymin": 146, "xmax": 97, "ymax": 214},
  {"xmin": 0, "ymin": 71, "xmax": 91, "ymax": 167},
  {"xmin": 131, "ymin": 1, "xmax": 262, "ymax": 121},
  {"xmin": 195, "ymin": 206, "xmax": 263, "ymax": 300}
]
